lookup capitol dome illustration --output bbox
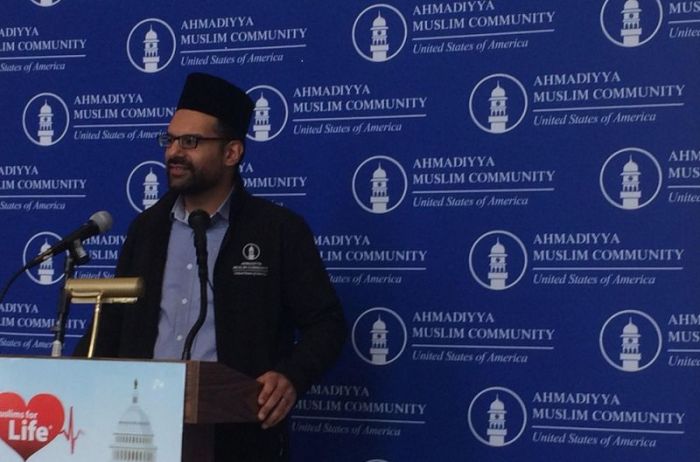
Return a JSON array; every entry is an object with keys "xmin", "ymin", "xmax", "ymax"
[{"xmin": 110, "ymin": 380, "xmax": 157, "ymax": 461}]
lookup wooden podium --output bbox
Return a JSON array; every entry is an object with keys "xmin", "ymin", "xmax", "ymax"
[
  {"xmin": 183, "ymin": 361, "xmax": 261, "ymax": 462},
  {"xmin": 0, "ymin": 357, "xmax": 260, "ymax": 462}
]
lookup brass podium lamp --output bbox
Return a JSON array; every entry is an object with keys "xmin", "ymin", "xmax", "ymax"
[{"xmin": 64, "ymin": 277, "xmax": 144, "ymax": 358}]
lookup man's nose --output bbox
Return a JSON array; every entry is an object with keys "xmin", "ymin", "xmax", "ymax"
[{"xmin": 165, "ymin": 140, "xmax": 181, "ymax": 158}]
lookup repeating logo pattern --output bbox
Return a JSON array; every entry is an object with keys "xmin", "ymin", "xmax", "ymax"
[{"xmin": 1, "ymin": 2, "xmax": 698, "ymax": 461}]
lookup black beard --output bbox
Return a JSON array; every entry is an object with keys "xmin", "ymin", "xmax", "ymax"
[
  {"xmin": 167, "ymin": 159, "xmax": 223, "ymax": 195},
  {"xmin": 167, "ymin": 171, "xmax": 219, "ymax": 195}
]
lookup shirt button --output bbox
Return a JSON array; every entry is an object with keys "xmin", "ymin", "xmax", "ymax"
[
  {"xmin": 176, "ymin": 334, "xmax": 183, "ymax": 341},
  {"xmin": 186, "ymin": 263, "xmax": 193, "ymax": 270},
  {"xmin": 181, "ymin": 298, "xmax": 188, "ymax": 304}
]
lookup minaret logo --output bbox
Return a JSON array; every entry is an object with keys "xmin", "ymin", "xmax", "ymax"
[
  {"xmin": 253, "ymin": 93, "xmax": 272, "ymax": 141},
  {"xmin": 469, "ymin": 74, "xmax": 528, "ymax": 135},
  {"xmin": 488, "ymin": 82, "xmax": 508, "ymax": 133},
  {"xmin": 352, "ymin": 4, "xmax": 407, "ymax": 63},
  {"xmin": 600, "ymin": 147, "xmax": 662, "ymax": 210},
  {"xmin": 352, "ymin": 156, "xmax": 407, "ymax": 214},
  {"xmin": 599, "ymin": 309, "xmax": 662, "ymax": 372},
  {"xmin": 29, "ymin": 0, "xmax": 61, "ymax": 6},
  {"xmin": 127, "ymin": 19, "xmax": 176, "ymax": 73},
  {"xmin": 619, "ymin": 318, "xmax": 642, "ymax": 371},
  {"xmin": 142, "ymin": 26, "xmax": 161, "ymax": 72},
  {"xmin": 600, "ymin": 0, "xmax": 663, "ymax": 47},
  {"xmin": 126, "ymin": 161, "xmax": 167, "ymax": 213},
  {"xmin": 246, "ymin": 85, "xmax": 288, "ymax": 142},
  {"xmin": 37, "ymin": 240, "xmax": 55, "ymax": 284},
  {"xmin": 242, "ymin": 243, "xmax": 261, "ymax": 261},
  {"xmin": 469, "ymin": 231, "xmax": 527, "ymax": 291},
  {"xmin": 37, "ymin": 100, "xmax": 55, "ymax": 145},
  {"xmin": 22, "ymin": 232, "xmax": 64, "ymax": 285},
  {"xmin": 369, "ymin": 315, "xmax": 389, "ymax": 365},
  {"xmin": 142, "ymin": 168, "xmax": 160, "ymax": 209},
  {"xmin": 468, "ymin": 387, "xmax": 526, "ymax": 447},
  {"xmin": 619, "ymin": 156, "xmax": 641, "ymax": 209},
  {"xmin": 486, "ymin": 395, "xmax": 507, "ymax": 446},
  {"xmin": 370, "ymin": 12, "xmax": 389, "ymax": 61},
  {"xmin": 369, "ymin": 163, "xmax": 390, "ymax": 213},
  {"xmin": 620, "ymin": 0, "xmax": 643, "ymax": 45},
  {"xmin": 22, "ymin": 93, "xmax": 70, "ymax": 147},
  {"xmin": 487, "ymin": 239, "xmax": 508, "ymax": 289},
  {"xmin": 352, "ymin": 307, "xmax": 407, "ymax": 366}
]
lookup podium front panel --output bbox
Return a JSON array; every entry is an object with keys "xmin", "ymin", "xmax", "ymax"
[{"xmin": 0, "ymin": 357, "xmax": 185, "ymax": 462}]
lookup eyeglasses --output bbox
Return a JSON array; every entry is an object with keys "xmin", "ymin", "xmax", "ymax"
[{"xmin": 157, "ymin": 133, "xmax": 230, "ymax": 149}]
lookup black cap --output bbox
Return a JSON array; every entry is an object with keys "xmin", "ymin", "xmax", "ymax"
[{"xmin": 176, "ymin": 73, "xmax": 254, "ymax": 140}]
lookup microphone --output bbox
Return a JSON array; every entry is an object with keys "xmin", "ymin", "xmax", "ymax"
[
  {"xmin": 27, "ymin": 211, "xmax": 113, "ymax": 269},
  {"xmin": 188, "ymin": 210, "xmax": 211, "ymax": 280}
]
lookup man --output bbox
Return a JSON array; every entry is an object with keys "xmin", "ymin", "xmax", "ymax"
[{"xmin": 75, "ymin": 73, "xmax": 346, "ymax": 461}]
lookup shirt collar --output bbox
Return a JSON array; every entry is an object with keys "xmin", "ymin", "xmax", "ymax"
[{"xmin": 170, "ymin": 188, "xmax": 233, "ymax": 225}]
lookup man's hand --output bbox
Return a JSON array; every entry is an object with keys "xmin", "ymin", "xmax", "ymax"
[{"xmin": 256, "ymin": 371, "xmax": 297, "ymax": 429}]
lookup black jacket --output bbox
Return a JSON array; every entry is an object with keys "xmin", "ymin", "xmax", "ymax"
[{"xmin": 76, "ymin": 185, "xmax": 346, "ymax": 461}]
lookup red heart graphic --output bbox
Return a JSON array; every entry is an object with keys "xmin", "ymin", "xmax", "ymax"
[{"xmin": 0, "ymin": 393, "xmax": 65, "ymax": 461}]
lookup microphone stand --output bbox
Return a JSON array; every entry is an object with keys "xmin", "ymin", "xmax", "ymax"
[
  {"xmin": 51, "ymin": 240, "xmax": 89, "ymax": 357},
  {"xmin": 181, "ymin": 211, "xmax": 211, "ymax": 360},
  {"xmin": 181, "ymin": 254, "xmax": 208, "ymax": 360}
]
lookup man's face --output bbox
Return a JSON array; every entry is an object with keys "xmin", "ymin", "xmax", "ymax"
[{"xmin": 164, "ymin": 109, "xmax": 232, "ymax": 195}]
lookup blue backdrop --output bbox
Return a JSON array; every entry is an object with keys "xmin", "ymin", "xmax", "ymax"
[{"xmin": 1, "ymin": 1, "xmax": 699, "ymax": 461}]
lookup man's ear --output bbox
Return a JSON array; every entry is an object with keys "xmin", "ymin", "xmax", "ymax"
[{"xmin": 224, "ymin": 140, "xmax": 244, "ymax": 168}]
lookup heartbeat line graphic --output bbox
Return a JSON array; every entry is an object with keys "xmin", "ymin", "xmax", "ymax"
[{"xmin": 60, "ymin": 406, "xmax": 84, "ymax": 454}]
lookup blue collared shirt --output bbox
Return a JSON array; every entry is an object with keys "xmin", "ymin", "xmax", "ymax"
[{"xmin": 153, "ymin": 192, "xmax": 232, "ymax": 361}]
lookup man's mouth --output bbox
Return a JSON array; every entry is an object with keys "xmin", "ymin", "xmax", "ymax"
[{"xmin": 167, "ymin": 161, "xmax": 192, "ymax": 176}]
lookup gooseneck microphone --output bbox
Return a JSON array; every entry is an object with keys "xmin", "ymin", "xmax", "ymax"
[
  {"xmin": 0, "ymin": 211, "xmax": 114, "ymax": 357},
  {"xmin": 188, "ymin": 209, "xmax": 211, "ymax": 282},
  {"xmin": 182, "ymin": 209, "xmax": 211, "ymax": 360},
  {"xmin": 27, "ymin": 210, "xmax": 113, "ymax": 269},
  {"xmin": 0, "ymin": 211, "xmax": 114, "ymax": 305}
]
